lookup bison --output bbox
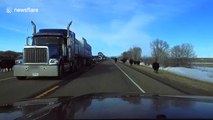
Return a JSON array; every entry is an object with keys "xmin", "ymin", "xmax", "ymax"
[
  {"xmin": 152, "ymin": 61, "xmax": 160, "ymax": 73},
  {"xmin": 0, "ymin": 59, "xmax": 15, "ymax": 72},
  {"xmin": 129, "ymin": 59, "xmax": 134, "ymax": 66}
]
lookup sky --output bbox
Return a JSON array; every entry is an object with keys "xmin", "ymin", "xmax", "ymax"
[{"xmin": 0, "ymin": 0, "xmax": 213, "ymax": 57}]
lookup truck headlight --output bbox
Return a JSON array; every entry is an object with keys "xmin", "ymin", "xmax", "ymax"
[
  {"xmin": 15, "ymin": 59, "xmax": 23, "ymax": 64},
  {"xmin": 49, "ymin": 59, "xmax": 59, "ymax": 65}
]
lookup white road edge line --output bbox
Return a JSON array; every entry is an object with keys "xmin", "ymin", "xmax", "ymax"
[
  {"xmin": 113, "ymin": 62, "xmax": 146, "ymax": 93},
  {"xmin": 0, "ymin": 77, "xmax": 15, "ymax": 82}
]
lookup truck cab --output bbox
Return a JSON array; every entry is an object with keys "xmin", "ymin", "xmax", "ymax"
[{"xmin": 13, "ymin": 21, "xmax": 74, "ymax": 80}]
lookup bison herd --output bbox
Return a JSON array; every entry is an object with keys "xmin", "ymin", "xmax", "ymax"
[
  {"xmin": 118, "ymin": 58, "xmax": 160, "ymax": 73},
  {"xmin": 0, "ymin": 59, "xmax": 15, "ymax": 72},
  {"xmin": 120, "ymin": 58, "xmax": 140, "ymax": 65}
]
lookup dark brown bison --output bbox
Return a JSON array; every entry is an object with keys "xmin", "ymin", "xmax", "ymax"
[
  {"xmin": 0, "ymin": 59, "xmax": 15, "ymax": 72},
  {"xmin": 129, "ymin": 59, "xmax": 134, "ymax": 66},
  {"xmin": 152, "ymin": 61, "xmax": 160, "ymax": 73}
]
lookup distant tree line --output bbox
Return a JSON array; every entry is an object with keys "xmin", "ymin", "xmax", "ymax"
[
  {"xmin": 120, "ymin": 47, "xmax": 142, "ymax": 65},
  {"xmin": 120, "ymin": 39, "xmax": 196, "ymax": 67},
  {"xmin": 0, "ymin": 50, "xmax": 22, "ymax": 60},
  {"xmin": 148, "ymin": 39, "xmax": 196, "ymax": 67}
]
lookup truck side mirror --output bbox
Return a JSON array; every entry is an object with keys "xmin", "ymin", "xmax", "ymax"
[{"xmin": 26, "ymin": 36, "xmax": 32, "ymax": 46}]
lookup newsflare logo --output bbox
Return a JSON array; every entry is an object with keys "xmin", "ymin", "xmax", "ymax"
[
  {"xmin": 6, "ymin": 7, "xmax": 39, "ymax": 13},
  {"xmin": 6, "ymin": 7, "xmax": 13, "ymax": 13}
]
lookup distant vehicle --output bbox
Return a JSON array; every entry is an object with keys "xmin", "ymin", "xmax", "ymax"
[
  {"xmin": 92, "ymin": 56, "xmax": 101, "ymax": 63},
  {"xmin": 2, "ymin": 93, "xmax": 213, "ymax": 119},
  {"xmin": 97, "ymin": 52, "xmax": 106, "ymax": 61},
  {"xmin": 15, "ymin": 55, "xmax": 23, "ymax": 65},
  {"xmin": 98, "ymin": 52, "xmax": 104, "ymax": 57},
  {"xmin": 13, "ymin": 21, "xmax": 92, "ymax": 80}
]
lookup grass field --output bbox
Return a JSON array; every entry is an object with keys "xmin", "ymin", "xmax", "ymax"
[
  {"xmin": 191, "ymin": 58, "xmax": 213, "ymax": 62},
  {"xmin": 192, "ymin": 64, "xmax": 213, "ymax": 67},
  {"xmin": 191, "ymin": 58, "xmax": 213, "ymax": 67}
]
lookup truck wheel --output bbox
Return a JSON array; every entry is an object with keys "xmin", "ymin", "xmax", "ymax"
[
  {"xmin": 16, "ymin": 76, "xmax": 26, "ymax": 80},
  {"xmin": 57, "ymin": 64, "xmax": 64, "ymax": 80},
  {"xmin": 71, "ymin": 65, "xmax": 75, "ymax": 72}
]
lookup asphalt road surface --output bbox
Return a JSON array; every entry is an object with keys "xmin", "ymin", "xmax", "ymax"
[
  {"xmin": 48, "ymin": 60, "xmax": 184, "ymax": 97},
  {"xmin": 0, "ymin": 59, "xmax": 185, "ymax": 105}
]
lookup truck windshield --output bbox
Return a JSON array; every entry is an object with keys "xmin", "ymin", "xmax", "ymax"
[
  {"xmin": 48, "ymin": 44, "xmax": 60, "ymax": 58},
  {"xmin": 33, "ymin": 36, "xmax": 62, "ymax": 58},
  {"xmin": 33, "ymin": 36, "xmax": 63, "ymax": 46}
]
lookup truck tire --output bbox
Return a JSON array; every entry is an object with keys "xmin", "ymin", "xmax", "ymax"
[
  {"xmin": 16, "ymin": 76, "xmax": 27, "ymax": 80},
  {"xmin": 71, "ymin": 64, "xmax": 75, "ymax": 73},
  {"xmin": 57, "ymin": 64, "xmax": 64, "ymax": 80}
]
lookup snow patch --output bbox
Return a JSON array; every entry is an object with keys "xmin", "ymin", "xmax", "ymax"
[
  {"xmin": 140, "ymin": 63, "xmax": 213, "ymax": 83},
  {"xmin": 160, "ymin": 67, "xmax": 213, "ymax": 83}
]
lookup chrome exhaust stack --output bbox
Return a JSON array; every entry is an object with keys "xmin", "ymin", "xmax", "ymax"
[
  {"xmin": 26, "ymin": 36, "xmax": 31, "ymax": 46},
  {"xmin": 67, "ymin": 21, "xmax": 72, "ymax": 38},
  {"xmin": 31, "ymin": 21, "xmax": 36, "ymax": 35},
  {"xmin": 26, "ymin": 21, "xmax": 36, "ymax": 46},
  {"xmin": 67, "ymin": 21, "xmax": 72, "ymax": 60}
]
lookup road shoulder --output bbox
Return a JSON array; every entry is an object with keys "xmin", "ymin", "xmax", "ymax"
[{"xmin": 121, "ymin": 62, "xmax": 213, "ymax": 96}]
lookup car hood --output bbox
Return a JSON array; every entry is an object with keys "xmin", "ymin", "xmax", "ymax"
[{"xmin": 1, "ymin": 93, "xmax": 213, "ymax": 119}]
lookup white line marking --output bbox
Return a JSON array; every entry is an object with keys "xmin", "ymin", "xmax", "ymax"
[
  {"xmin": 0, "ymin": 77, "xmax": 15, "ymax": 82},
  {"xmin": 113, "ymin": 62, "xmax": 146, "ymax": 93}
]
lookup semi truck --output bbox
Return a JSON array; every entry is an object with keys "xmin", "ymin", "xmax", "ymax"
[{"xmin": 13, "ymin": 21, "xmax": 92, "ymax": 80}]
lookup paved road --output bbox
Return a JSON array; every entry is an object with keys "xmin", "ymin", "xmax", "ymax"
[
  {"xmin": 0, "ymin": 77, "xmax": 58, "ymax": 104},
  {"xmin": 48, "ymin": 60, "xmax": 184, "ymax": 98},
  {"xmin": 0, "ymin": 59, "xmax": 185, "ymax": 105}
]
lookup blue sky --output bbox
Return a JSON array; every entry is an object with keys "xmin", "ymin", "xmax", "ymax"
[{"xmin": 0, "ymin": 0, "xmax": 213, "ymax": 57}]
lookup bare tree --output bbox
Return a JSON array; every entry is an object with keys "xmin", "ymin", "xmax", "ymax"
[
  {"xmin": 142, "ymin": 56, "xmax": 152, "ymax": 66},
  {"xmin": 181, "ymin": 43, "xmax": 196, "ymax": 58},
  {"xmin": 132, "ymin": 47, "xmax": 142, "ymax": 61},
  {"xmin": 122, "ymin": 51, "xmax": 128, "ymax": 59},
  {"xmin": 150, "ymin": 39, "xmax": 170, "ymax": 67},
  {"xmin": 127, "ymin": 48, "xmax": 133, "ymax": 59},
  {"xmin": 121, "ymin": 47, "xmax": 142, "ymax": 65},
  {"xmin": 131, "ymin": 47, "xmax": 142, "ymax": 65},
  {"xmin": 121, "ymin": 51, "xmax": 129, "ymax": 63},
  {"xmin": 170, "ymin": 43, "xmax": 196, "ymax": 67}
]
